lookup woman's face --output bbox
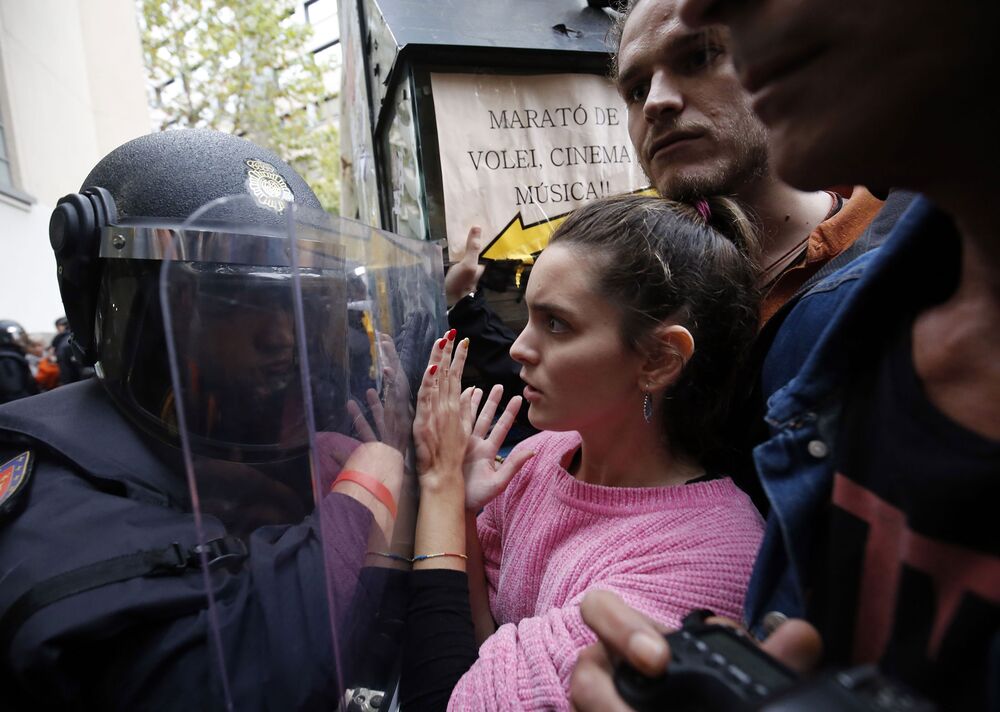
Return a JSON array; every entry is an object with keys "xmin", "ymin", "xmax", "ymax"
[{"xmin": 510, "ymin": 244, "xmax": 646, "ymax": 432}]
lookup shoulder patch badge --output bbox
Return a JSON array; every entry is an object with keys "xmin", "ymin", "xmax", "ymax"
[
  {"xmin": 245, "ymin": 159, "xmax": 295, "ymax": 213},
  {"xmin": 0, "ymin": 451, "xmax": 34, "ymax": 519}
]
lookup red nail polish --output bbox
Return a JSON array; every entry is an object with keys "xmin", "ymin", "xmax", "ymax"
[
  {"xmin": 429, "ymin": 364, "xmax": 438, "ymax": 375},
  {"xmin": 447, "ymin": 329, "xmax": 457, "ymax": 341},
  {"xmin": 438, "ymin": 338, "xmax": 447, "ymax": 349}
]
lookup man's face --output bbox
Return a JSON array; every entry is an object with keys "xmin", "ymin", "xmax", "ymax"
[
  {"xmin": 677, "ymin": 0, "xmax": 997, "ymax": 193},
  {"xmin": 202, "ymin": 300, "xmax": 297, "ymax": 401},
  {"xmin": 616, "ymin": 0, "xmax": 768, "ymax": 200}
]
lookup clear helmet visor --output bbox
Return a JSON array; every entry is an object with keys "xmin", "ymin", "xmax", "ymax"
[
  {"xmin": 150, "ymin": 194, "xmax": 445, "ymax": 708},
  {"xmin": 162, "ymin": 262, "xmax": 347, "ymax": 460}
]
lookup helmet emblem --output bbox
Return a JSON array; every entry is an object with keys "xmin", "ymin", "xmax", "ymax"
[{"xmin": 245, "ymin": 159, "xmax": 295, "ymax": 213}]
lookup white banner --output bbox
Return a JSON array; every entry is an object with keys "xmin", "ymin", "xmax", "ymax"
[{"xmin": 431, "ymin": 72, "xmax": 650, "ymax": 261}]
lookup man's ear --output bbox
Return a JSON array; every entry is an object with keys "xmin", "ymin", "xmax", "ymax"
[{"xmin": 639, "ymin": 325, "xmax": 694, "ymax": 391}]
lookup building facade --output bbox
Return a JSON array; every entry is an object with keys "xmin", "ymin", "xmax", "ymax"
[{"xmin": 0, "ymin": 0, "xmax": 150, "ymax": 334}]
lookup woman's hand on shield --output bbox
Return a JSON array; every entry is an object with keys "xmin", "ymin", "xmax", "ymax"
[
  {"xmin": 347, "ymin": 332, "xmax": 414, "ymax": 456},
  {"xmin": 461, "ymin": 384, "xmax": 533, "ymax": 511},
  {"xmin": 413, "ymin": 330, "xmax": 474, "ymax": 494}
]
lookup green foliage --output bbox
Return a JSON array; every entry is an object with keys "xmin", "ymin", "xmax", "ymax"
[{"xmin": 138, "ymin": 0, "xmax": 340, "ymax": 212}]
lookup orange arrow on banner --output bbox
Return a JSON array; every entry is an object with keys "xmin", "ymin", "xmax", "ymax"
[{"xmin": 480, "ymin": 187, "xmax": 658, "ymax": 264}]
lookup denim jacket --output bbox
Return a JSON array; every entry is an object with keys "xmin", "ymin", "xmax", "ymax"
[{"xmin": 743, "ymin": 195, "xmax": 954, "ymax": 636}]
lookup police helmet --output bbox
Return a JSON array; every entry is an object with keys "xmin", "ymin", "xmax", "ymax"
[
  {"xmin": 0, "ymin": 320, "xmax": 30, "ymax": 352},
  {"xmin": 48, "ymin": 129, "xmax": 340, "ymax": 461}
]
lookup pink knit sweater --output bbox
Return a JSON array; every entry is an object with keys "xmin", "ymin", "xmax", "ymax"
[{"xmin": 447, "ymin": 431, "xmax": 764, "ymax": 711}]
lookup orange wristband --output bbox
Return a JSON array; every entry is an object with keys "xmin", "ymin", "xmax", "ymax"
[{"xmin": 333, "ymin": 469, "xmax": 397, "ymax": 520}]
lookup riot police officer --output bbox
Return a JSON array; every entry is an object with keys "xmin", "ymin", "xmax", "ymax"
[
  {"xmin": 0, "ymin": 130, "xmax": 418, "ymax": 710},
  {"xmin": 0, "ymin": 321, "xmax": 39, "ymax": 405}
]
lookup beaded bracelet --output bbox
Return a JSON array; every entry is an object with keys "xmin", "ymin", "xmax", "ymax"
[
  {"xmin": 367, "ymin": 551, "xmax": 467, "ymax": 563},
  {"xmin": 412, "ymin": 552, "xmax": 468, "ymax": 563}
]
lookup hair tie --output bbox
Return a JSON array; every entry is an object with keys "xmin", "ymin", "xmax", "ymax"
[{"xmin": 694, "ymin": 199, "xmax": 712, "ymax": 223}]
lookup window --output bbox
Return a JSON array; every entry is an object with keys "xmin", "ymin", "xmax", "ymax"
[
  {"xmin": 0, "ymin": 87, "xmax": 33, "ymax": 203},
  {"xmin": 0, "ymin": 42, "xmax": 31, "ymax": 203},
  {"xmin": 313, "ymin": 43, "xmax": 341, "ymax": 96},
  {"xmin": 305, "ymin": 0, "xmax": 339, "ymax": 52}
]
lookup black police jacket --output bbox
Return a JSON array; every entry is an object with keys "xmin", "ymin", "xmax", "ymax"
[{"xmin": 0, "ymin": 380, "xmax": 376, "ymax": 711}]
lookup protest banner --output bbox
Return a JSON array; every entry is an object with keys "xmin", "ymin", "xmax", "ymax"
[{"xmin": 431, "ymin": 73, "xmax": 650, "ymax": 261}]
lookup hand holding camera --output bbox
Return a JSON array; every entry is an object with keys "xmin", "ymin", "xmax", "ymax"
[{"xmin": 612, "ymin": 609, "xmax": 937, "ymax": 712}]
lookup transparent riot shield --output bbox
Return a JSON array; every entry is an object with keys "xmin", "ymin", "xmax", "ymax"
[
  {"xmin": 158, "ymin": 195, "xmax": 444, "ymax": 711},
  {"xmin": 307, "ymin": 207, "xmax": 447, "ymax": 712}
]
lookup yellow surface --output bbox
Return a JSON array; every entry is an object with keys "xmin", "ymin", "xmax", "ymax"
[{"xmin": 480, "ymin": 188, "xmax": 657, "ymax": 263}]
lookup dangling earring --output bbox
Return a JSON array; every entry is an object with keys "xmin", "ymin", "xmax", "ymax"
[{"xmin": 642, "ymin": 391, "xmax": 653, "ymax": 423}]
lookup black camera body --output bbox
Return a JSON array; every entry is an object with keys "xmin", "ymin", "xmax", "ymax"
[{"xmin": 613, "ymin": 610, "xmax": 936, "ymax": 712}]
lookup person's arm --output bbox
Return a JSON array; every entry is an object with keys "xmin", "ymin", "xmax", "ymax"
[
  {"xmin": 447, "ymin": 568, "xmax": 754, "ymax": 712},
  {"xmin": 445, "ymin": 574, "xmax": 695, "ymax": 712},
  {"xmin": 399, "ymin": 332, "xmax": 480, "ymax": 711},
  {"xmin": 459, "ymin": 384, "xmax": 534, "ymax": 643},
  {"xmin": 465, "ymin": 510, "xmax": 496, "ymax": 644},
  {"xmin": 448, "ymin": 494, "xmax": 770, "ymax": 712},
  {"xmin": 402, "ymin": 569, "xmax": 479, "ymax": 712},
  {"xmin": 402, "ymin": 333, "xmax": 536, "ymax": 709},
  {"xmin": 445, "ymin": 227, "xmax": 487, "ymax": 309},
  {"xmin": 570, "ymin": 591, "xmax": 824, "ymax": 712},
  {"xmin": 412, "ymin": 331, "xmax": 474, "ymax": 570},
  {"xmin": 402, "ymin": 390, "xmax": 475, "ymax": 710},
  {"xmin": 330, "ymin": 443, "xmax": 402, "ymax": 543}
]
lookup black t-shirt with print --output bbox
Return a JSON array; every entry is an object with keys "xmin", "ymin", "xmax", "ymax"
[{"xmin": 810, "ymin": 314, "xmax": 1000, "ymax": 710}]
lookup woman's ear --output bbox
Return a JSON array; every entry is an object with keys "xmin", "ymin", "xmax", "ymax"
[{"xmin": 639, "ymin": 325, "xmax": 694, "ymax": 391}]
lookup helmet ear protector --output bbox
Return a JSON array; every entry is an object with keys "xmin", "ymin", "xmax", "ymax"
[{"xmin": 48, "ymin": 187, "xmax": 117, "ymax": 366}]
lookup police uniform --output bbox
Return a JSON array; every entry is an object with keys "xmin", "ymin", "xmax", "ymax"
[
  {"xmin": 0, "ymin": 129, "xmax": 410, "ymax": 711},
  {"xmin": 0, "ymin": 380, "xmax": 374, "ymax": 710}
]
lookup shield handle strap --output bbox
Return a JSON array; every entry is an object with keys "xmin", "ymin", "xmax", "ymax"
[{"xmin": 0, "ymin": 536, "xmax": 246, "ymax": 654}]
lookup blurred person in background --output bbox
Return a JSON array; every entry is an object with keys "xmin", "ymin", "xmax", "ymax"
[
  {"xmin": 0, "ymin": 321, "xmax": 39, "ymax": 405},
  {"xmin": 51, "ymin": 315, "xmax": 93, "ymax": 385}
]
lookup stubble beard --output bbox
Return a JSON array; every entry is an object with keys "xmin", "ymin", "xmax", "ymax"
[{"xmin": 646, "ymin": 121, "xmax": 771, "ymax": 202}]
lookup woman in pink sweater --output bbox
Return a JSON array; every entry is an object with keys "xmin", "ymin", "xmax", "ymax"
[{"xmin": 408, "ymin": 195, "xmax": 765, "ymax": 711}]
